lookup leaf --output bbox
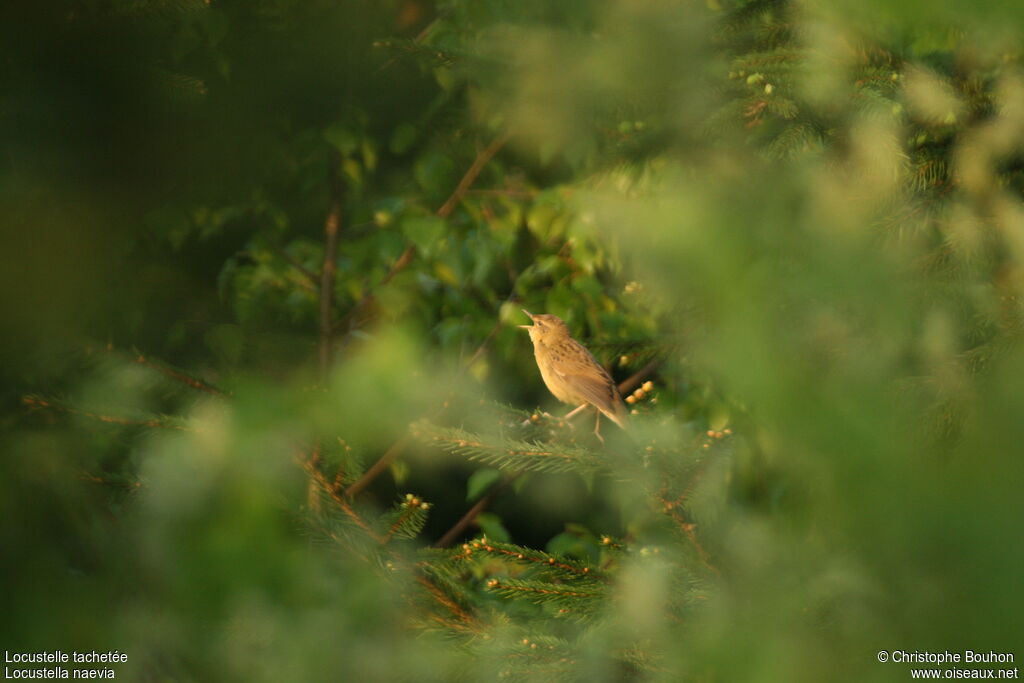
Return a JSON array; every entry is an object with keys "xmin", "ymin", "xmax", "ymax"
[
  {"xmin": 500, "ymin": 301, "xmax": 523, "ymax": 325},
  {"xmin": 324, "ymin": 124, "xmax": 359, "ymax": 155},
  {"xmin": 434, "ymin": 66, "xmax": 456, "ymax": 92},
  {"xmin": 466, "ymin": 468, "xmax": 503, "ymax": 501},
  {"xmin": 342, "ymin": 158, "xmax": 363, "ymax": 187},
  {"xmin": 361, "ymin": 139, "xmax": 378, "ymax": 172},
  {"xmin": 402, "ymin": 216, "xmax": 447, "ymax": 252},
  {"xmin": 526, "ymin": 204, "xmax": 560, "ymax": 240},
  {"xmin": 414, "ymin": 152, "xmax": 456, "ymax": 196},
  {"xmin": 434, "ymin": 261, "xmax": 459, "ymax": 287},
  {"xmin": 390, "ymin": 123, "xmax": 418, "ymax": 154},
  {"xmin": 389, "ymin": 460, "xmax": 410, "ymax": 486},
  {"xmin": 546, "ymin": 530, "xmax": 600, "ymax": 564},
  {"xmin": 511, "ymin": 473, "xmax": 531, "ymax": 495},
  {"xmin": 545, "ymin": 531, "xmax": 582, "ymax": 558},
  {"xmin": 475, "ymin": 513, "xmax": 510, "ymax": 543}
]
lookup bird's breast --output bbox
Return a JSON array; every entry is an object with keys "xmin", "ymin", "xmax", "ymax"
[{"xmin": 532, "ymin": 341, "xmax": 580, "ymax": 405}]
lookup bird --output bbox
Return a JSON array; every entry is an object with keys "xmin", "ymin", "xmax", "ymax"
[{"xmin": 519, "ymin": 309, "xmax": 628, "ymax": 441}]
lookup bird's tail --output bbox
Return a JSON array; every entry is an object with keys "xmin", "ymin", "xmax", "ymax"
[{"xmin": 602, "ymin": 400, "xmax": 630, "ymax": 431}]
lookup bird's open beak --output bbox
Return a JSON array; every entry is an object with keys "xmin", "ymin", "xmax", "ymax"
[{"xmin": 519, "ymin": 309, "xmax": 534, "ymax": 329}]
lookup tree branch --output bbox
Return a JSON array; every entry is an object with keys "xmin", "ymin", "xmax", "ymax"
[
  {"xmin": 344, "ymin": 434, "xmax": 411, "ymax": 499},
  {"xmin": 273, "ymin": 245, "xmax": 319, "ymax": 288},
  {"xmin": 300, "ymin": 450, "xmax": 384, "ymax": 544},
  {"xmin": 617, "ymin": 358, "xmax": 661, "ymax": 396},
  {"xmin": 434, "ymin": 472, "xmax": 522, "ymax": 548},
  {"xmin": 96, "ymin": 346, "xmax": 228, "ymax": 397},
  {"xmin": 22, "ymin": 395, "xmax": 189, "ymax": 431},
  {"xmin": 436, "ymin": 129, "xmax": 512, "ymax": 220}
]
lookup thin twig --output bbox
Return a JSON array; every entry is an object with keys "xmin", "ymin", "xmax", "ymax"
[
  {"xmin": 414, "ymin": 575, "xmax": 477, "ymax": 627},
  {"xmin": 273, "ymin": 245, "xmax": 319, "ymax": 287},
  {"xmin": 460, "ymin": 284, "xmax": 520, "ymax": 369},
  {"xmin": 374, "ymin": 6, "xmax": 455, "ymax": 75},
  {"xmin": 436, "ymin": 130, "xmax": 512, "ymax": 219},
  {"xmin": 80, "ymin": 471, "xmax": 143, "ymax": 490},
  {"xmin": 618, "ymin": 358, "xmax": 661, "ymax": 396},
  {"xmin": 339, "ymin": 129, "xmax": 511, "ymax": 334},
  {"xmin": 22, "ymin": 395, "xmax": 189, "ymax": 431},
  {"xmin": 461, "ymin": 320, "xmax": 502, "ymax": 371},
  {"xmin": 344, "ymin": 435, "xmax": 411, "ymax": 498},
  {"xmin": 300, "ymin": 452, "xmax": 384, "ymax": 543},
  {"xmin": 434, "ymin": 472, "xmax": 523, "ymax": 548},
  {"xmin": 103, "ymin": 347, "xmax": 228, "ymax": 397},
  {"xmin": 318, "ymin": 148, "xmax": 344, "ymax": 378},
  {"xmin": 465, "ymin": 188, "xmax": 536, "ymax": 198},
  {"xmin": 659, "ymin": 493, "xmax": 719, "ymax": 576}
]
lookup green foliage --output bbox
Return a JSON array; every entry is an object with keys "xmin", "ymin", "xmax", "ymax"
[{"xmin": 3, "ymin": 0, "xmax": 1024, "ymax": 681}]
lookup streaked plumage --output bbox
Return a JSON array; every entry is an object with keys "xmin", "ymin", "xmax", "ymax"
[{"xmin": 520, "ymin": 310, "xmax": 628, "ymax": 437}]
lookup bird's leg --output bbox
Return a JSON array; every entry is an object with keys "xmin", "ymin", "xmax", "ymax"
[
  {"xmin": 562, "ymin": 403, "xmax": 589, "ymax": 422},
  {"xmin": 593, "ymin": 411, "xmax": 604, "ymax": 443}
]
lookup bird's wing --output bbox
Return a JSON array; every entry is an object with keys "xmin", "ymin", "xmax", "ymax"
[{"xmin": 555, "ymin": 369, "xmax": 629, "ymax": 429}]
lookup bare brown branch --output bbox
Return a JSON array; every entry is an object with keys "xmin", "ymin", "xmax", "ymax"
[
  {"xmin": 434, "ymin": 473, "xmax": 521, "ymax": 549},
  {"xmin": 344, "ymin": 434, "xmax": 411, "ymax": 498},
  {"xmin": 617, "ymin": 358, "xmax": 661, "ymax": 395},
  {"xmin": 436, "ymin": 129, "xmax": 512, "ymax": 220}
]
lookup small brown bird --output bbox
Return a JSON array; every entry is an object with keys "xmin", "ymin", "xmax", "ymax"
[{"xmin": 520, "ymin": 310, "xmax": 629, "ymax": 440}]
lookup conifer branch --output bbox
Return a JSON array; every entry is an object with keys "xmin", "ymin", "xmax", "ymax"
[
  {"xmin": 100, "ymin": 346, "xmax": 228, "ymax": 397},
  {"xmin": 300, "ymin": 452, "xmax": 384, "ymax": 543},
  {"xmin": 22, "ymin": 395, "xmax": 190, "ymax": 431},
  {"xmin": 436, "ymin": 358, "xmax": 661, "ymax": 544},
  {"xmin": 658, "ymin": 494, "xmax": 719, "ymax": 575},
  {"xmin": 484, "ymin": 577, "xmax": 604, "ymax": 607},
  {"xmin": 414, "ymin": 575, "xmax": 479, "ymax": 629},
  {"xmin": 453, "ymin": 538, "xmax": 608, "ymax": 582},
  {"xmin": 380, "ymin": 494, "xmax": 431, "ymax": 544},
  {"xmin": 416, "ymin": 425, "xmax": 606, "ymax": 474}
]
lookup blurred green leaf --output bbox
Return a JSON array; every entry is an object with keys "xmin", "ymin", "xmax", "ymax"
[
  {"xmin": 390, "ymin": 123, "xmax": 418, "ymax": 154},
  {"xmin": 402, "ymin": 216, "xmax": 447, "ymax": 253},
  {"xmin": 475, "ymin": 513, "xmax": 511, "ymax": 543},
  {"xmin": 324, "ymin": 125, "xmax": 359, "ymax": 156},
  {"xmin": 466, "ymin": 468, "xmax": 502, "ymax": 501}
]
